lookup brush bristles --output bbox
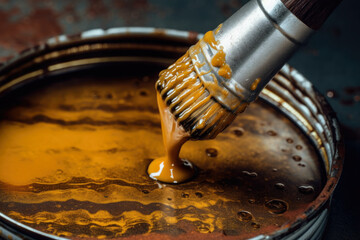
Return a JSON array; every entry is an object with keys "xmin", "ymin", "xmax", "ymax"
[{"xmin": 156, "ymin": 51, "xmax": 236, "ymax": 140}]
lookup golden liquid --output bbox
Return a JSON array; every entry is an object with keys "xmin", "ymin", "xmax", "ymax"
[
  {"xmin": 147, "ymin": 93, "xmax": 194, "ymax": 184},
  {"xmin": 151, "ymin": 27, "xmax": 238, "ymax": 183},
  {"xmin": 0, "ymin": 65, "xmax": 325, "ymax": 239}
]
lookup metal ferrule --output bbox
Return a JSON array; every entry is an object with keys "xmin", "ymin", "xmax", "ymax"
[{"xmin": 189, "ymin": 0, "xmax": 313, "ymax": 112}]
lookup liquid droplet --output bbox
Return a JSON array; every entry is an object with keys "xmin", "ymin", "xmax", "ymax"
[
  {"xmin": 272, "ymin": 168, "xmax": 278, "ymax": 172},
  {"xmin": 233, "ymin": 127, "xmax": 244, "ymax": 136},
  {"xmin": 56, "ymin": 169, "xmax": 63, "ymax": 175},
  {"xmin": 298, "ymin": 185, "xmax": 314, "ymax": 194},
  {"xmin": 206, "ymin": 148, "xmax": 218, "ymax": 157},
  {"xmin": 286, "ymin": 138, "xmax": 294, "ymax": 143},
  {"xmin": 251, "ymin": 222, "xmax": 261, "ymax": 229},
  {"xmin": 267, "ymin": 130, "xmax": 277, "ymax": 136},
  {"xmin": 237, "ymin": 210, "xmax": 253, "ymax": 222},
  {"xmin": 265, "ymin": 199, "xmax": 288, "ymax": 214},
  {"xmin": 292, "ymin": 155, "xmax": 302, "ymax": 162},
  {"xmin": 242, "ymin": 171, "xmax": 258, "ymax": 177},
  {"xmin": 275, "ymin": 183, "xmax": 285, "ymax": 190}
]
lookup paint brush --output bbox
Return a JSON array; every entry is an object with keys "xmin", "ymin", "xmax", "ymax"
[{"xmin": 156, "ymin": 0, "xmax": 341, "ymax": 139}]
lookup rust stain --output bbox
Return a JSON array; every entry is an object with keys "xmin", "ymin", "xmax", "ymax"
[
  {"xmin": 0, "ymin": 7, "xmax": 62, "ymax": 52},
  {"xmin": 344, "ymin": 86, "xmax": 360, "ymax": 95},
  {"xmin": 112, "ymin": 0, "xmax": 151, "ymax": 25},
  {"xmin": 86, "ymin": 0, "xmax": 109, "ymax": 19},
  {"xmin": 62, "ymin": 2, "xmax": 80, "ymax": 23}
]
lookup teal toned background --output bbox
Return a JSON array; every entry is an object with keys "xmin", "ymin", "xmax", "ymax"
[{"xmin": 0, "ymin": 0, "xmax": 359, "ymax": 239}]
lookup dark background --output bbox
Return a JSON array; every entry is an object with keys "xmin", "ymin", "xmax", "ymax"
[{"xmin": 0, "ymin": 0, "xmax": 359, "ymax": 239}]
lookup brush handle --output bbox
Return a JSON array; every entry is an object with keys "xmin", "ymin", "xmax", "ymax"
[
  {"xmin": 167, "ymin": 0, "xmax": 341, "ymax": 139},
  {"xmin": 281, "ymin": 0, "xmax": 342, "ymax": 30},
  {"xmin": 190, "ymin": 0, "xmax": 341, "ymax": 113},
  {"xmin": 190, "ymin": 0, "xmax": 315, "ymax": 112}
]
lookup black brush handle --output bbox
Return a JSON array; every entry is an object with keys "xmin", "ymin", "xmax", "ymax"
[{"xmin": 281, "ymin": 0, "xmax": 343, "ymax": 29}]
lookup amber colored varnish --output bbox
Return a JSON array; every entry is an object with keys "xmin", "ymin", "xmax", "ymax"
[
  {"xmin": 151, "ymin": 27, "xmax": 238, "ymax": 183},
  {"xmin": 147, "ymin": 93, "xmax": 194, "ymax": 184},
  {"xmin": 0, "ymin": 66, "xmax": 325, "ymax": 239}
]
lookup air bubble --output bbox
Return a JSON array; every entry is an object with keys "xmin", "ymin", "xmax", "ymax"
[
  {"xmin": 292, "ymin": 155, "xmax": 302, "ymax": 162},
  {"xmin": 139, "ymin": 90, "xmax": 149, "ymax": 96},
  {"xmin": 251, "ymin": 222, "xmax": 261, "ymax": 229},
  {"xmin": 195, "ymin": 192, "xmax": 203, "ymax": 198},
  {"xmin": 248, "ymin": 199, "xmax": 256, "ymax": 204},
  {"xmin": 272, "ymin": 168, "xmax": 278, "ymax": 172},
  {"xmin": 275, "ymin": 183, "xmax": 285, "ymax": 190},
  {"xmin": 56, "ymin": 169, "xmax": 63, "ymax": 175},
  {"xmin": 198, "ymin": 225, "xmax": 210, "ymax": 233},
  {"xmin": 206, "ymin": 148, "xmax": 218, "ymax": 157},
  {"xmin": 265, "ymin": 199, "xmax": 288, "ymax": 214},
  {"xmin": 266, "ymin": 130, "xmax": 277, "ymax": 136},
  {"xmin": 142, "ymin": 189, "xmax": 149, "ymax": 194},
  {"xmin": 286, "ymin": 138, "xmax": 294, "ymax": 143},
  {"xmin": 296, "ymin": 145, "xmax": 303, "ymax": 150},
  {"xmin": 298, "ymin": 185, "xmax": 314, "ymax": 194},
  {"xmin": 233, "ymin": 127, "xmax": 244, "ymax": 136},
  {"xmin": 237, "ymin": 210, "xmax": 253, "ymax": 222},
  {"xmin": 298, "ymin": 163, "xmax": 306, "ymax": 167},
  {"xmin": 181, "ymin": 193, "xmax": 189, "ymax": 198}
]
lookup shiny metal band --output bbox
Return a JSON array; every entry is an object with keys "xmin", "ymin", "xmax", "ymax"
[{"xmin": 191, "ymin": 0, "xmax": 313, "ymax": 112}]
